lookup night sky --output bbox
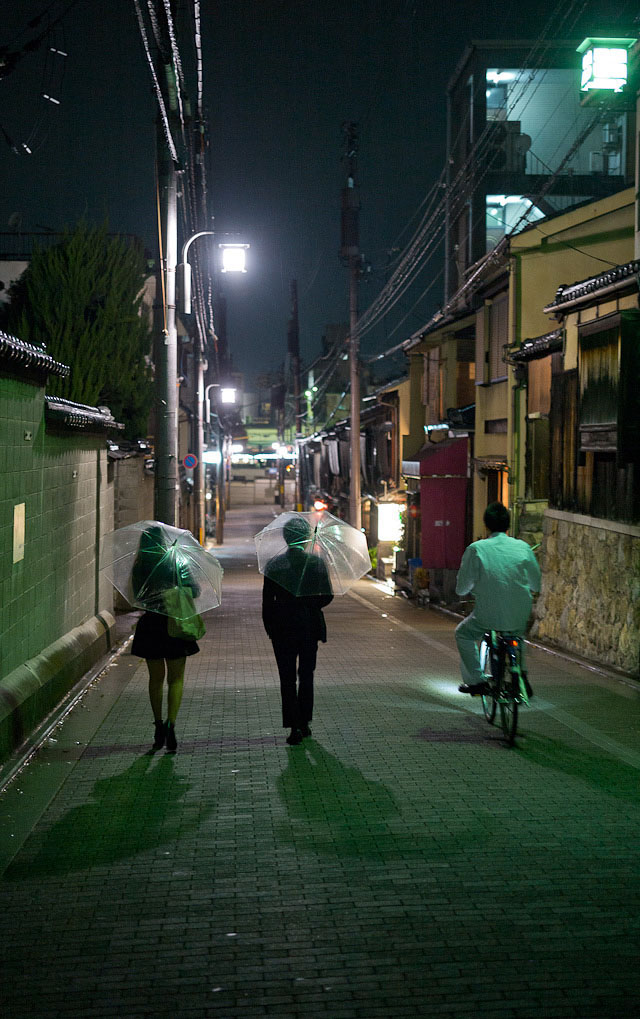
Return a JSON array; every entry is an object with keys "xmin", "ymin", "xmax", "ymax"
[{"xmin": 1, "ymin": 0, "xmax": 635, "ymax": 385}]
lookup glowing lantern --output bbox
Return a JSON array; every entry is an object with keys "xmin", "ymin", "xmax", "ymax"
[{"xmin": 577, "ymin": 37, "xmax": 635, "ymax": 93}]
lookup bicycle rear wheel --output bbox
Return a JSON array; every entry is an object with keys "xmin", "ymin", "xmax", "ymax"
[
  {"xmin": 479, "ymin": 638, "xmax": 497, "ymax": 724},
  {"xmin": 499, "ymin": 671, "xmax": 519, "ymax": 744}
]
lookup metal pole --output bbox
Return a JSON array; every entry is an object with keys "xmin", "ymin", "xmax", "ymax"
[
  {"xmin": 216, "ymin": 418, "xmax": 225, "ymax": 545},
  {"xmin": 154, "ymin": 136, "xmax": 179, "ymax": 526},
  {"xmin": 179, "ymin": 231, "xmax": 215, "ymax": 545},
  {"xmin": 194, "ymin": 354, "xmax": 205, "ymax": 544}
]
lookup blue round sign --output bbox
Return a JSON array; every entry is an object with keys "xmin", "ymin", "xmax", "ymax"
[{"xmin": 183, "ymin": 453, "xmax": 198, "ymax": 469}]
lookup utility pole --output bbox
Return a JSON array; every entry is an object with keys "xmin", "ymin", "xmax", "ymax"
[
  {"xmin": 154, "ymin": 78, "xmax": 180, "ymax": 525},
  {"xmin": 288, "ymin": 279, "xmax": 302, "ymax": 510},
  {"xmin": 216, "ymin": 291, "xmax": 228, "ymax": 538},
  {"xmin": 178, "ymin": 230, "xmax": 216, "ymax": 545},
  {"xmin": 340, "ymin": 121, "xmax": 361, "ymax": 529}
]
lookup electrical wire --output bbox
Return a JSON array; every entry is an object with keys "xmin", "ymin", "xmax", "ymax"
[
  {"xmin": 132, "ymin": 0, "xmax": 179, "ymax": 164},
  {"xmin": 353, "ymin": 0, "xmax": 602, "ymax": 354},
  {"xmin": 353, "ymin": 0, "xmax": 592, "ymax": 344}
]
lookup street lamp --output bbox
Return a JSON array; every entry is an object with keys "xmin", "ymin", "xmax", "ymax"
[
  {"xmin": 204, "ymin": 383, "xmax": 236, "ymax": 545},
  {"xmin": 177, "ymin": 230, "xmax": 215, "ymax": 316},
  {"xmin": 219, "ymin": 242, "xmax": 249, "ymax": 273},
  {"xmin": 178, "ymin": 230, "xmax": 248, "ymax": 546}
]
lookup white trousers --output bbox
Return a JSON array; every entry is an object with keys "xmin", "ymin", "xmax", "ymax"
[{"xmin": 455, "ymin": 613, "xmax": 527, "ymax": 685}]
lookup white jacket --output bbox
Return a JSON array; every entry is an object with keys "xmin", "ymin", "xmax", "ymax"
[{"xmin": 455, "ymin": 531, "xmax": 541, "ymax": 631}]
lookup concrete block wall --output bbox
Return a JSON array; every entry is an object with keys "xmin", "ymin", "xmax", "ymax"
[
  {"xmin": 113, "ymin": 455, "xmax": 154, "ymax": 528},
  {"xmin": 531, "ymin": 509, "xmax": 640, "ymax": 676},
  {"xmin": 1, "ymin": 426, "xmax": 114, "ymax": 679},
  {"xmin": 0, "ymin": 375, "xmax": 116, "ymax": 760}
]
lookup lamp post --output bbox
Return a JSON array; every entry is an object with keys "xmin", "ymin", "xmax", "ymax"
[
  {"xmin": 204, "ymin": 383, "xmax": 236, "ymax": 545},
  {"xmin": 178, "ymin": 233, "xmax": 248, "ymax": 545},
  {"xmin": 178, "ymin": 231, "xmax": 215, "ymax": 545}
]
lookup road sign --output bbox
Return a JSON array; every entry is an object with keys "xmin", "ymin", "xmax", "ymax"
[{"xmin": 183, "ymin": 453, "xmax": 198, "ymax": 469}]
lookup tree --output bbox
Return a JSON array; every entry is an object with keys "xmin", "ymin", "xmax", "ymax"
[{"xmin": 2, "ymin": 222, "xmax": 153, "ymax": 438}]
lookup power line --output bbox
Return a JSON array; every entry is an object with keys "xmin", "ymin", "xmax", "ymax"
[
  {"xmin": 352, "ymin": 0, "xmax": 596, "ymax": 351},
  {"xmin": 132, "ymin": 0, "xmax": 179, "ymax": 164}
]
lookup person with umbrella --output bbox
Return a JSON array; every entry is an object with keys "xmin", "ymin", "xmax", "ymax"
[
  {"xmin": 102, "ymin": 521, "xmax": 222, "ymax": 753},
  {"xmin": 129, "ymin": 524, "xmax": 202, "ymax": 752},
  {"xmin": 261, "ymin": 516, "xmax": 334, "ymax": 745}
]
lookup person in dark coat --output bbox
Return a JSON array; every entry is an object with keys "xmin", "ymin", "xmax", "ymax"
[
  {"xmin": 262, "ymin": 517, "xmax": 333, "ymax": 745},
  {"xmin": 130, "ymin": 525, "xmax": 200, "ymax": 753}
]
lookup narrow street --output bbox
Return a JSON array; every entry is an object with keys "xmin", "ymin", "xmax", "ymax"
[{"xmin": 1, "ymin": 505, "xmax": 639, "ymax": 1018}]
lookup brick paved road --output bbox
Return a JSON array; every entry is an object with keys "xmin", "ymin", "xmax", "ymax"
[{"xmin": 1, "ymin": 506, "xmax": 639, "ymax": 1018}]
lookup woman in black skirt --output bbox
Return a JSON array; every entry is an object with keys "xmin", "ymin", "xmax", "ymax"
[{"xmin": 130, "ymin": 526, "xmax": 200, "ymax": 753}]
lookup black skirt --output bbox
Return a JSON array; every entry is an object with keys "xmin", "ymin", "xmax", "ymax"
[{"xmin": 131, "ymin": 612, "xmax": 200, "ymax": 660}]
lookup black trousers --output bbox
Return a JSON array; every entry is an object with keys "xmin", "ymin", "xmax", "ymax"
[{"xmin": 272, "ymin": 639, "xmax": 318, "ymax": 728}]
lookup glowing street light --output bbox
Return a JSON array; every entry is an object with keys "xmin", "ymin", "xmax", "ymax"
[{"xmin": 219, "ymin": 242, "xmax": 249, "ymax": 273}]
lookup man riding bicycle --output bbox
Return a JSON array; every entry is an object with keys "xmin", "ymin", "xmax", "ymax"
[{"xmin": 455, "ymin": 502, "xmax": 541, "ymax": 697}]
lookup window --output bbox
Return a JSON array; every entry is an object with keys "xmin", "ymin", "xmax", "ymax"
[
  {"xmin": 488, "ymin": 295, "xmax": 508, "ymax": 382},
  {"xmin": 423, "ymin": 348, "xmax": 442, "ymax": 423},
  {"xmin": 549, "ymin": 310, "xmax": 640, "ymax": 522},
  {"xmin": 487, "ymin": 467, "xmax": 509, "ymax": 506},
  {"xmin": 484, "ymin": 418, "xmax": 507, "ymax": 434},
  {"xmin": 525, "ymin": 353, "xmax": 553, "ymax": 499},
  {"xmin": 527, "ymin": 355, "xmax": 552, "ymax": 416}
]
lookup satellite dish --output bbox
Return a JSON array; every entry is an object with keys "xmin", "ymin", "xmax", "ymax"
[{"xmin": 7, "ymin": 212, "xmax": 22, "ymax": 231}]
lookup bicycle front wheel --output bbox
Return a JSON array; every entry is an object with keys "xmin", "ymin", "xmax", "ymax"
[
  {"xmin": 499, "ymin": 672, "xmax": 519, "ymax": 744},
  {"xmin": 479, "ymin": 638, "xmax": 497, "ymax": 724}
]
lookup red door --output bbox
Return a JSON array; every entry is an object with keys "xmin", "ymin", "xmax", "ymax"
[{"xmin": 419, "ymin": 438, "xmax": 468, "ymax": 570}]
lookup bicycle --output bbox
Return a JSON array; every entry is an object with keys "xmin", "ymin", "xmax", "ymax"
[{"xmin": 479, "ymin": 630, "xmax": 530, "ymax": 744}]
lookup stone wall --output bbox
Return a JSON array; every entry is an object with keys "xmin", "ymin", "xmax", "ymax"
[{"xmin": 531, "ymin": 509, "xmax": 640, "ymax": 676}]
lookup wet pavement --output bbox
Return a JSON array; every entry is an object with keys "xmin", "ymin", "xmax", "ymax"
[{"xmin": 1, "ymin": 505, "xmax": 639, "ymax": 1017}]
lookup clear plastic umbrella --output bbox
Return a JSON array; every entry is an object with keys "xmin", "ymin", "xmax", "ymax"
[
  {"xmin": 254, "ymin": 511, "xmax": 371, "ymax": 597},
  {"xmin": 101, "ymin": 520, "xmax": 223, "ymax": 617}
]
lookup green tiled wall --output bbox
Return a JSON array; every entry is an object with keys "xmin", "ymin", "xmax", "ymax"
[{"xmin": 0, "ymin": 376, "xmax": 115, "ymax": 683}]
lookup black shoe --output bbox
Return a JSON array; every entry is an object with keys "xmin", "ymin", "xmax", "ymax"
[
  {"xmin": 152, "ymin": 720, "xmax": 166, "ymax": 750},
  {"xmin": 165, "ymin": 722, "xmax": 177, "ymax": 752},
  {"xmin": 300, "ymin": 724, "xmax": 312, "ymax": 738},
  {"xmin": 458, "ymin": 682, "xmax": 490, "ymax": 696},
  {"xmin": 286, "ymin": 728, "xmax": 303, "ymax": 745}
]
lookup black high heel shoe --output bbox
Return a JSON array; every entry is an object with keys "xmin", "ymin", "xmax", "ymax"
[
  {"xmin": 165, "ymin": 721, "xmax": 177, "ymax": 753},
  {"xmin": 152, "ymin": 720, "xmax": 166, "ymax": 750}
]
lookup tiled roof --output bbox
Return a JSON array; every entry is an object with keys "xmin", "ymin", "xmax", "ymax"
[
  {"xmin": 511, "ymin": 329, "xmax": 562, "ymax": 362},
  {"xmin": 45, "ymin": 396, "xmax": 123, "ymax": 432},
  {"xmin": 548, "ymin": 259, "xmax": 640, "ymax": 308},
  {"xmin": 0, "ymin": 330, "xmax": 69, "ymax": 377}
]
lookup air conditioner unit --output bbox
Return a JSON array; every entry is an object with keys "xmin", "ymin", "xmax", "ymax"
[
  {"xmin": 589, "ymin": 151, "xmax": 605, "ymax": 172},
  {"xmin": 485, "ymin": 121, "xmax": 527, "ymax": 172}
]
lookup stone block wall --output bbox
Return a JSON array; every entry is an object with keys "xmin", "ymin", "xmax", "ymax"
[{"xmin": 531, "ymin": 509, "xmax": 640, "ymax": 676}]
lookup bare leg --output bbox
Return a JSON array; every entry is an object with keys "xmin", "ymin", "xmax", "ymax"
[
  {"xmin": 166, "ymin": 657, "xmax": 186, "ymax": 724},
  {"xmin": 147, "ymin": 659, "xmax": 166, "ymax": 720}
]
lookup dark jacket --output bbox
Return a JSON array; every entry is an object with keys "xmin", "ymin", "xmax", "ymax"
[{"xmin": 262, "ymin": 551, "xmax": 333, "ymax": 644}]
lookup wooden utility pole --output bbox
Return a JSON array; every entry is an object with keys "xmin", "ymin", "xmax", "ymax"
[{"xmin": 341, "ymin": 121, "xmax": 361, "ymax": 529}]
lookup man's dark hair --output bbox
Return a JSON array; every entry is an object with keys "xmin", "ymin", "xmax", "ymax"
[{"xmin": 483, "ymin": 501, "xmax": 510, "ymax": 533}]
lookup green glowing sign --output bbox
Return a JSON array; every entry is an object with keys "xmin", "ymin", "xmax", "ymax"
[{"xmin": 577, "ymin": 37, "xmax": 636, "ymax": 93}]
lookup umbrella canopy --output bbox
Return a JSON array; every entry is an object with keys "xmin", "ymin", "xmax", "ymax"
[
  {"xmin": 101, "ymin": 520, "xmax": 223, "ymax": 617},
  {"xmin": 254, "ymin": 511, "xmax": 371, "ymax": 597}
]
